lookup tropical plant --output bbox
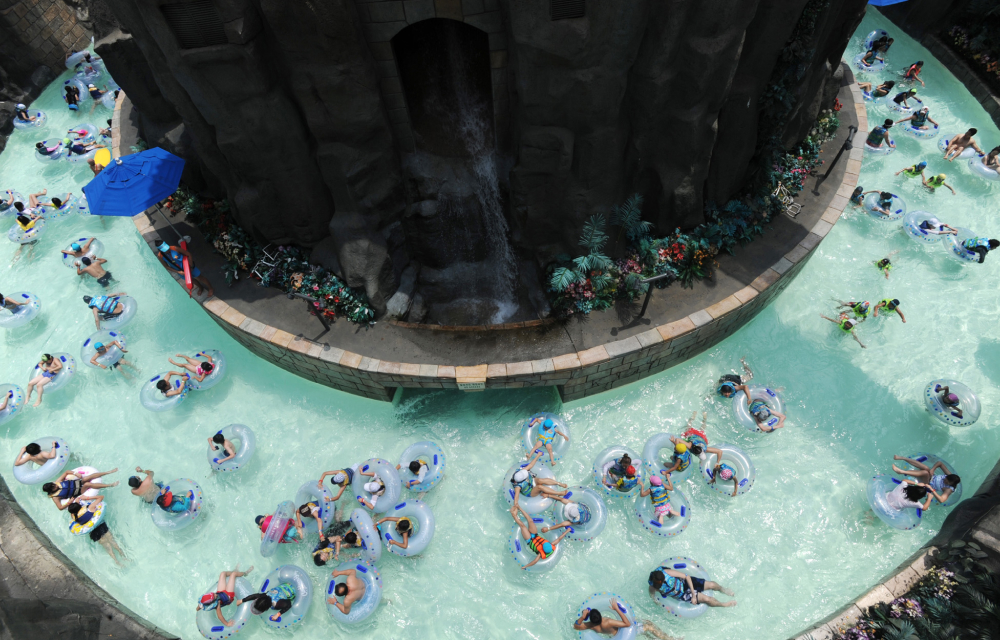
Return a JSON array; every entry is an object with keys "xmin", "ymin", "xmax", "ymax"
[{"xmin": 610, "ymin": 194, "xmax": 653, "ymax": 252}]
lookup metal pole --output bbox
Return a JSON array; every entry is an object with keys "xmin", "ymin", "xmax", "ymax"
[
  {"xmin": 153, "ymin": 204, "xmax": 188, "ymax": 244},
  {"xmin": 287, "ymin": 292, "xmax": 331, "ymax": 337},
  {"xmin": 635, "ymin": 273, "xmax": 673, "ymax": 320}
]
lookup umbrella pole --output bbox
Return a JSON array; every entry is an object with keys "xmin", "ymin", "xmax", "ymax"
[{"xmin": 154, "ymin": 204, "xmax": 194, "ymax": 298}]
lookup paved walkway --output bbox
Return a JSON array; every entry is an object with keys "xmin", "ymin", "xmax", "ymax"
[{"xmin": 134, "ymin": 74, "xmax": 861, "ymax": 367}]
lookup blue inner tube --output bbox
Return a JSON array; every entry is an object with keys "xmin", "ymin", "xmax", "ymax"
[
  {"xmin": 866, "ymin": 475, "xmax": 921, "ymax": 531},
  {"xmin": 150, "ymin": 478, "xmax": 204, "ymax": 531},
  {"xmin": 326, "ymin": 561, "xmax": 382, "ymax": 624},
  {"xmin": 11, "ymin": 437, "xmax": 71, "ymax": 485},
  {"xmin": 576, "ymin": 592, "xmax": 639, "ymax": 640},
  {"xmin": 863, "ymin": 192, "xmax": 906, "ymax": 221},
  {"xmin": 195, "ymin": 576, "xmax": 253, "ymax": 640},
  {"xmin": 258, "ymin": 565, "xmax": 312, "ymax": 629},
  {"xmin": 208, "ymin": 424, "xmax": 256, "ymax": 472},
  {"xmin": 139, "ymin": 372, "xmax": 189, "ymax": 412},
  {"xmin": 397, "ymin": 441, "xmax": 445, "ymax": 492}
]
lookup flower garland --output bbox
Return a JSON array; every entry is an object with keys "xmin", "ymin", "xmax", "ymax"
[{"xmin": 166, "ymin": 187, "xmax": 376, "ymax": 325}]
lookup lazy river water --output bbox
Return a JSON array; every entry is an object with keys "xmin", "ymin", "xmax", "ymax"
[{"xmin": 0, "ymin": 12, "xmax": 998, "ymax": 640}]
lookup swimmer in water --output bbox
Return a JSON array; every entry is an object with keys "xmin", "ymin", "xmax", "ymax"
[
  {"xmin": 873, "ymin": 298, "xmax": 906, "ymax": 323},
  {"xmin": 895, "ymin": 161, "xmax": 927, "ymax": 180},
  {"xmin": 715, "ymin": 358, "xmax": 754, "ymax": 398},
  {"xmin": 820, "ymin": 314, "xmax": 866, "ymax": 349}
]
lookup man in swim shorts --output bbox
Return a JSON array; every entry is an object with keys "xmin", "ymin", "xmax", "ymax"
[
  {"xmin": 209, "ymin": 432, "xmax": 237, "ymax": 466},
  {"xmin": 892, "ymin": 455, "xmax": 961, "ymax": 505},
  {"xmin": 510, "ymin": 456, "xmax": 571, "ymax": 507},
  {"xmin": 77, "ymin": 256, "xmax": 113, "ymax": 287},
  {"xmin": 14, "ymin": 441, "xmax": 58, "ymax": 469},
  {"xmin": 648, "ymin": 567, "xmax": 736, "ymax": 608},
  {"xmin": 327, "ymin": 566, "xmax": 366, "ymax": 615},
  {"xmin": 715, "ymin": 358, "xmax": 753, "ymax": 398},
  {"xmin": 83, "ymin": 293, "xmax": 127, "ymax": 329},
  {"xmin": 524, "ymin": 415, "xmax": 569, "ymax": 467},
  {"xmin": 873, "ymin": 298, "xmax": 906, "ymax": 323},
  {"xmin": 128, "ymin": 466, "xmax": 161, "ymax": 503},
  {"xmin": 196, "ymin": 565, "xmax": 254, "ymax": 628},
  {"xmin": 510, "ymin": 504, "xmax": 569, "ymax": 569},
  {"xmin": 154, "ymin": 238, "xmax": 214, "ymax": 297},
  {"xmin": 943, "ymin": 128, "xmax": 984, "ymax": 162},
  {"xmin": 90, "ymin": 339, "xmax": 137, "ymax": 379}
]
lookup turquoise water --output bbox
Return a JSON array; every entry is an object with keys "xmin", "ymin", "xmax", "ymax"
[{"xmin": 1, "ymin": 13, "xmax": 999, "ymax": 640}]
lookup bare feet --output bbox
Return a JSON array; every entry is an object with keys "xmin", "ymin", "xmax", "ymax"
[
  {"xmin": 721, "ymin": 600, "xmax": 737, "ymax": 607},
  {"xmin": 109, "ymin": 481, "xmax": 119, "ymax": 487},
  {"xmin": 720, "ymin": 586, "xmax": 735, "ymax": 597},
  {"xmin": 892, "ymin": 464, "xmax": 904, "ymax": 474},
  {"xmin": 893, "ymin": 454, "xmax": 903, "ymax": 461}
]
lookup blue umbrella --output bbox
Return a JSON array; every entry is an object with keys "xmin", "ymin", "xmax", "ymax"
[
  {"xmin": 868, "ymin": 0, "xmax": 908, "ymax": 6},
  {"xmin": 82, "ymin": 147, "xmax": 185, "ymax": 217}
]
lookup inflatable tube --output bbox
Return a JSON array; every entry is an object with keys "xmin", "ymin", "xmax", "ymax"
[
  {"xmin": 75, "ymin": 67, "xmax": 101, "ymax": 83},
  {"xmin": 12, "ymin": 437, "xmax": 70, "ymax": 485},
  {"xmin": 66, "ymin": 123, "xmax": 99, "ymax": 144},
  {"xmin": 351, "ymin": 459, "xmax": 401, "ymax": 514},
  {"xmin": 938, "ymin": 135, "xmax": 982, "ymax": 159},
  {"xmin": 380, "ymin": 499, "xmax": 435, "ymax": 557},
  {"xmin": 700, "ymin": 444, "xmax": 756, "ymax": 498},
  {"xmin": 0, "ymin": 292, "xmax": 41, "ymax": 329},
  {"xmin": 39, "ymin": 193, "xmax": 86, "ymax": 219},
  {"xmin": 34, "ymin": 139, "xmax": 65, "ymax": 163},
  {"xmin": 898, "ymin": 452, "xmax": 962, "ymax": 507},
  {"xmin": 864, "ymin": 29, "xmax": 888, "ymax": 51},
  {"xmin": 151, "ymin": 478, "xmax": 203, "ymax": 531},
  {"xmin": 0, "ymin": 384, "xmax": 25, "ymax": 426},
  {"xmin": 208, "ymin": 424, "xmax": 255, "ymax": 472},
  {"xmin": 97, "ymin": 296, "xmax": 138, "ymax": 330},
  {"xmin": 642, "ymin": 432, "xmax": 694, "ymax": 482},
  {"xmin": 867, "ymin": 475, "xmax": 921, "ymax": 531},
  {"xmin": 65, "ymin": 79, "xmax": 89, "ymax": 101},
  {"xmin": 349, "ymin": 508, "xmax": 382, "ymax": 564},
  {"xmin": 650, "ymin": 557, "xmax": 712, "ymax": 619},
  {"xmin": 903, "ymin": 211, "xmax": 946, "ymax": 244},
  {"xmin": 65, "ymin": 51, "xmax": 90, "ymax": 69},
  {"xmin": 260, "ymin": 500, "xmax": 296, "ymax": 557},
  {"xmin": 551, "ymin": 486, "xmax": 608, "ymax": 542},
  {"xmin": 80, "ymin": 330, "xmax": 127, "ymax": 369},
  {"xmin": 888, "ymin": 100, "xmax": 918, "ymax": 115},
  {"xmin": 864, "ymin": 137, "xmax": 896, "ymax": 155},
  {"xmin": 294, "ymin": 480, "xmax": 335, "ymax": 529},
  {"xmin": 899, "ymin": 121, "xmax": 939, "ymax": 139},
  {"xmin": 634, "ymin": 487, "xmax": 691, "ymax": 538},
  {"xmin": 69, "ymin": 499, "xmax": 105, "ymax": 536},
  {"xmin": 731, "ymin": 385, "xmax": 785, "ymax": 432},
  {"xmin": 397, "ymin": 441, "xmax": 445, "ymax": 492},
  {"xmin": 185, "ymin": 350, "xmax": 227, "ymax": 391},
  {"xmin": 593, "ymin": 445, "xmax": 643, "ymax": 499},
  {"xmin": 326, "ymin": 561, "xmax": 382, "ymax": 624},
  {"xmin": 65, "ymin": 146, "xmax": 97, "ymax": 164},
  {"xmin": 968, "ymin": 156, "xmax": 1000, "ymax": 181},
  {"xmin": 62, "ymin": 237, "xmax": 104, "ymax": 268},
  {"xmin": 853, "ymin": 52, "xmax": 885, "ymax": 73},
  {"xmin": 8, "ymin": 217, "xmax": 46, "ymax": 244},
  {"xmin": 863, "ymin": 192, "xmax": 906, "ymax": 221},
  {"xmin": 0, "ymin": 191, "xmax": 25, "ymax": 216},
  {"xmin": 196, "ymin": 576, "xmax": 253, "ymax": 640},
  {"xmin": 68, "ymin": 466, "xmax": 101, "ymax": 499},
  {"xmin": 27, "ymin": 353, "xmax": 75, "ymax": 394},
  {"xmin": 507, "ymin": 514, "xmax": 565, "ymax": 573},
  {"xmin": 12, "ymin": 110, "xmax": 46, "ymax": 130},
  {"xmin": 502, "ymin": 460, "xmax": 558, "ymax": 514},
  {"xmin": 924, "ymin": 379, "xmax": 979, "ymax": 427},
  {"xmin": 100, "ymin": 91, "xmax": 117, "ymax": 111},
  {"xmin": 576, "ymin": 593, "xmax": 639, "ymax": 640},
  {"xmin": 520, "ymin": 413, "xmax": 571, "ymax": 462},
  {"xmin": 139, "ymin": 372, "xmax": 189, "ymax": 412},
  {"xmin": 945, "ymin": 228, "xmax": 984, "ymax": 264},
  {"xmin": 257, "ymin": 565, "xmax": 312, "ymax": 629}
]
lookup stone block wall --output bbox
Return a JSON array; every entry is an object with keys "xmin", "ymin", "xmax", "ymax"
[
  {"xmin": 0, "ymin": 0, "xmax": 90, "ymax": 78},
  {"xmin": 919, "ymin": 34, "xmax": 1000, "ymax": 129}
]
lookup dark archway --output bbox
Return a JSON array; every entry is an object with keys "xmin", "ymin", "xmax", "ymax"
[{"xmin": 392, "ymin": 19, "xmax": 495, "ymax": 157}]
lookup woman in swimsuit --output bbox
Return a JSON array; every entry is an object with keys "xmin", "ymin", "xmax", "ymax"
[
  {"xmin": 42, "ymin": 468, "xmax": 118, "ymax": 510},
  {"xmin": 26, "ymin": 354, "xmax": 61, "ymax": 407}
]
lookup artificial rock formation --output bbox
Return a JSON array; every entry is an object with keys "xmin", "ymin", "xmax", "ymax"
[{"xmin": 54, "ymin": 0, "xmax": 870, "ymax": 321}]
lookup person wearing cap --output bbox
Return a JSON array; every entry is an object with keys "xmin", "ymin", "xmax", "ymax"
[
  {"xmin": 156, "ymin": 485, "xmax": 194, "ymax": 514},
  {"xmin": 326, "ymin": 566, "xmax": 366, "ymax": 615},
  {"xmin": 255, "ymin": 509, "xmax": 305, "ymax": 544},
  {"xmin": 510, "ymin": 455, "xmax": 571, "ymax": 507},
  {"xmin": 895, "ymin": 161, "xmax": 928, "ymax": 180},
  {"xmin": 128, "ymin": 466, "xmax": 161, "ymax": 503},
  {"xmin": 648, "ymin": 566, "xmax": 736, "ymax": 608},
  {"xmin": 960, "ymin": 236, "xmax": 1000, "ymax": 264},
  {"xmin": 865, "ymin": 118, "xmax": 895, "ymax": 151},
  {"xmin": 834, "ymin": 299, "xmax": 870, "ymax": 321},
  {"xmin": 921, "ymin": 172, "xmax": 956, "ymax": 195},
  {"xmin": 891, "ymin": 88, "xmax": 921, "ymax": 110},
  {"xmin": 944, "ymin": 128, "xmax": 984, "ymax": 162},
  {"xmin": 662, "ymin": 441, "xmax": 692, "ymax": 477},
  {"xmin": 875, "ymin": 256, "xmax": 895, "ymax": 279},
  {"xmin": 873, "ymin": 299, "xmax": 906, "ymax": 323},
  {"xmin": 196, "ymin": 565, "xmax": 254, "ymax": 628},
  {"xmin": 154, "ymin": 237, "xmax": 214, "ymax": 297},
  {"xmin": 26, "ymin": 353, "xmax": 62, "ymax": 407},
  {"xmin": 510, "ymin": 504, "xmax": 568, "ymax": 570},
  {"xmin": 639, "ymin": 474, "xmax": 675, "ymax": 524},
  {"xmin": 524, "ymin": 414, "xmax": 569, "ymax": 467},
  {"xmin": 89, "ymin": 337, "xmax": 137, "ymax": 378},
  {"xmin": 83, "ymin": 293, "xmax": 127, "ymax": 329},
  {"xmin": 356, "ymin": 467, "xmax": 388, "ymax": 510},
  {"xmin": 317, "ymin": 464, "xmax": 361, "ymax": 504},
  {"xmin": 541, "ymin": 497, "xmax": 592, "ymax": 535},
  {"xmin": 86, "ymin": 84, "xmax": 107, "ymax": 114},
  {"xmin": 14, "ymin": 103, "xmax": 35, "ymax": 122},
  {"xmin": 169, "ymin": 352, "xmax": 215, "ymax": 383},
  {"xmin": 61, "ymin": 237, "xmax": 97, "ymax": 264},
  {"xmin": 896, "ymin": 106, "xmax": 938, "ymax": 132},
  {"xmin": 716, "ymin": 358, "xmax": 754, "ymax": 398},
  {"xmin": 77, "ymin": 255, "xmax": 113, "ymax": 288}
]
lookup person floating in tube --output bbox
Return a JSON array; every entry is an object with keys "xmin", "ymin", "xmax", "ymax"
[
  {"xmin": 715, "ymin": 358, "xmax": 753, "ymax": 398},
  {"xmin": 196, "ymin": 565, "xmax": 254, "ymax": 628},
  {"xmin": 524, "ymin": 414, "xmax": 570, "ymax": 467},
  {"xmin": 866, "ymin": 118, "xmax": 895, "ymax": 150},
  {"xmin": 892, "ymin": 455, "xmax": 961, "ymax": 505},
  {"xmin": 509, "ymin": 504, "xmax": 568, "ymax": 570},
  {"xmin": 510, "ymin": 455, "xmax": 571, "ymax": 507},
  {"xmin": 153, "ymin": 237, "xmax": 214, "ymax": 297}
]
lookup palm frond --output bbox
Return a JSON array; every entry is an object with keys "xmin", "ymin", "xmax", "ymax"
[
  {"xmin": 578, "ymin": 214, "xmax": 608, "ymax": 253},
  {"xmin": 549, "ymin": 267, "xmax": 581, "ymax": 292}
]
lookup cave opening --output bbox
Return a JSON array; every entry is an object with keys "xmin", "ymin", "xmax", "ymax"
[{"xmin": 392, "ymin": 19, "xmax": 495, "ymax": 157}]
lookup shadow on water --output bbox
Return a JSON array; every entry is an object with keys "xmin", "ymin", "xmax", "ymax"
[
  {"xmin": 975, "ymin": 339, "xmax": 1000, "ymax": 383},
  {"xmin": 394, "ymin": 386, "xmax": 560, "ymax": 430}
]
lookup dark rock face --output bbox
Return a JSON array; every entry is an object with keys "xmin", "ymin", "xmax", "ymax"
[{"xmin": 56, "ymin": 0, "xmax": 870, "ymax": 320}]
